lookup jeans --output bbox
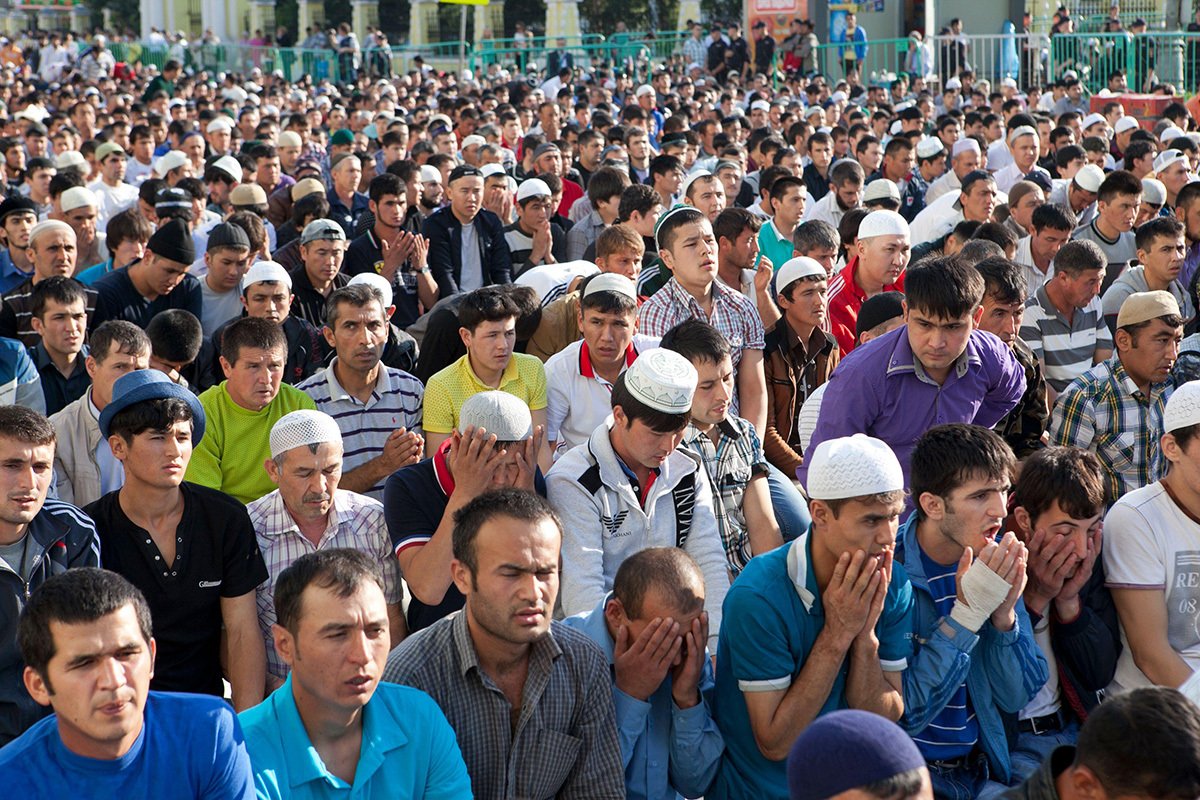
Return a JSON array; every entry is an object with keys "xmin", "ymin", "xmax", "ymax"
[
  {"xmin": 1009, "ymin": 718, "xmax": 1080, "ymax": 782},
  {"xmin": 765, "ymin": 462, "xmax": 811, "ymax": 542},
  {"xmin": 928, "ymin": 754, "xmax": 1010, "ymax": 800}
]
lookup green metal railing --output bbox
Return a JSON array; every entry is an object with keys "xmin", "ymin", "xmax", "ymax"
[{"xmin": 1046, "ymin": 32, "xmax": 1200, "ymax": 93}]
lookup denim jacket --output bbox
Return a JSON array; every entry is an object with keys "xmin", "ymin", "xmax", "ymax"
[{"xmin": 896, "ymin": 515, "xmax": 1049, "ymax": 782}]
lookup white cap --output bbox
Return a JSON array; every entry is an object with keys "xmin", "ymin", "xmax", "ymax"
[
  {"xmin": 804, "ymin": 106, "xmax": 825, "ymax": 119},
  {"xmin": 623, "ymin": 348, "xmax": 698, "ymax": 414},
  {"xmin": 1165, "ymin": 381, "xmax": 1200, "ymax": 434},
  {"xmin": 776, "ymin": 257, "xmax": 826, "ymax": 293},
  {"xmin": 750, "ymin": 99, "xmax": 771, "ymax": 112},
  {"xmin": 210, "ymin": 154, "xmax": 242, "ymax": 181},
  {"xmin": 916, "ymin": 137, "xmax": 944, "ymax": 159},
  {"xmin": 54, "ymin": 150, "xmax": 85, "ymax": 170},
  {"xmin": 1141, "ymin": 177, "xmax": 1167, "ymax": 205},
  {"xmin": 458, "ymin": 391, "xmax": 533, "ymax": 440},
  {"xmin": 1007, "ymin": 125, "xmax": 1037, "ymax": 144},
  {"xmin": 1074, "ymin": 163, "xmax": 1106, "ymax": 192},
  {"xmin": 206, "ymin": 117, "xmax": 233, "ymax": 134},
  {"xmin": 1000, "ymin": 76, "xmax": 1018, "ymax": 89},
  {"xmin": 636, "ymin": 84, "xmax": 655, "ymax": 97},
  {"xmin": 1154, "ymin": 149, "xmax": 1188, "ymax": 175},
  {"xmin": 241, "ymin": 260, "xmax": 292, "ymax": 292},
  {"xmin": 864, "ymin": 180, "xmax": 901, "ymax": 203},
  {"xmin": 516, "ymin": 178, "xmax": 551, "ymax": 201},
  {"xmin": 889, "ymin": 120, "xmax": 903, "ymax": 136},
  {"xmin": 59, "ymin": 186, "xmax": 97, "ymax": 212},
  {"xmin": 1082, "ymin": 112, "xmax": 1108, "ymax": 130},
  {"xmin": 830, "ymin": 90, "xmax": 848, "ymax": 103},
  {"xmin": 806, "ymin": 434, "xmax": 904, "ymax": 501},
  {"xmin": 1161, "ymin": 125, "xmax": 1186, "ymax": 144},
  {"xmin": 945, "ymin": 77, "xmax": 962, "ymax": 90},
  {"xmin": 1115, "ymin": 116, "xmax": 1140, "ymax": 135},
  {"xmin": 680, "ymin": 169, "xmax": 714, "ymax": 198},
  {"xmin": 583, "ymin": 272, "xmax": 637, "ymax": 301},
  {"xmin": 460, "ymin": 134, "xmax": 487, "ymax": 150},
  {"xmin": 347, "ymin": 272, "xmax": 393, "ymax": 308},
  {"xmin": 28, "ymin": 219, "xmax": 73, "ymax": 247},
  {"xmin": 155, "ymin": 150, "xmax": 189, "ymax": 176},
  {"xmin": 419, "ymin": 164, "xmax": 442, "ymax": 183},
  {"xmin": 952, "ymin": 138, "xmax": 981, "ymax": 158},
  {"xmin": 858, "ymin": 209, "xmax": 911, "ymax": 239},
  {"xmin": 278, "ymin": 130, "xmax": 303, "ymax": 148},
  {"xmin": 269, "ymin": 410, "xmax": 342, "ymax": 459}
]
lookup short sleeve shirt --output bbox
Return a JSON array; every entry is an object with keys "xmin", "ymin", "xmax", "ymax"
[
  {"xmin": 86, "ymin": 483, "xmax": 269, "ymax": 696},
  {"xmin": 422, "ymin": 352, "xmax": 548, "ymax": 434}
]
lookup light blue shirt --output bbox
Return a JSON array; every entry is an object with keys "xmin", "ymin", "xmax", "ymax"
[
  {"xmin": 239, "ymin": 675, "xmax": 473, "ymax": 800},
  {"xmin": 89, "ymin": 394, "xmax": 125, "ymax": 494},
  {"xmin": 563, "ymin": 594, "xmax": 724, "ymax": 800}
]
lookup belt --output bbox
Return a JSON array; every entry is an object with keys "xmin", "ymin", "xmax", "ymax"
[
  {"xmin": 927, "ymin": 756, "xmax": 971, "ymax": 771},
  {"xmin": 1019, "ymin": 710, "xmax": 1065, "ymax": 735}
]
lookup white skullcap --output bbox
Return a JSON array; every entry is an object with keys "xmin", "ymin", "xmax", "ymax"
[
  {"xmin": 806, "ymin": 434, "xmax": 904, "ymax": 500},
  {"xmin": 916, "ymin": 137, "xmax": 944, "ymax": 159},
  {"xmin": 278, "ymin": 130, "xmax": 303, "ymax": 148},
  {"xmin": 1155, "ymin": 149, "xmax": 1188, "ymax": 175},
  {"xmin": 54, "ymin": 150, "xmax": 86, "ymax": 170},
  {"xmin": 624, "ymin": 348, "xmax": 698, "ymax": 414},
  {"xmin": 347, "ymin": 272, "xmax": 393, "ymax": 308},
  {"xmin": 1074, "ymin": 164, "xmax": 1106, "ymax": 192},
  {"xmin": 269, "ymin": 410, "xmax": 342, "ymax": 459},
  {"xmin": 1115, "ymin": 116, "xmax": 1140, "ymax": 135},
  {"xmin": 210, "ymin": 154, "xmax": 242, "ymax": 181},
  {"xmin": 1000, "ymin": 76, "xmax": 1018, "ymax": 88},
  {"xmin": 241, "ymin": 260, "xmax": 292, "ymax": 292},
  {"xmin": 28, "ymin": 219, "xmax": 73, "ymax": 247},
  {"xmin": 830, "ymin": 90, "xmax": 848, "ymax": 103},
  {"xmin": 155, "ymin": 150, "xmax": 189, "ymax": 176},
  {"xmin": 776, "ymin": 257, "xmax": 826, "ymax": 292},
  {"xmin": 1007, "ymin": 125, "xmax": 1037, "ymax": 144},
  {"xmin": 1082, "ymin": 112, "xmax": 1107, "ymax": 130},
  {"xmin": 636, "ymin": 84, "xmax": 656, "ymax": 97},
  {"xmin": 804, "ymin": 105, "xmax": 825, "ymax": 119},
  {"xmin": 750, "ymin": 99, "xmax": 771, "ymax": 112},
  {"xmin": 480, "ymin": 163, "xmax": 507, "ymax": 179},
  {"xmin": 864, "ymin": 180, "xmax": 901, "ymax": 203},
  {"xmin": 59, "ymin": 186, "xmax": 97, "ymax": 212},
  {"xmin": 889, "ymin": 120, "xmax": 903, "ymax": 136},
  {"xmin": 1161, "ymin": 125, "xmax": 1186, "ymax": 144},
  {"xmin": 583, "ymin": 272, "xmax": 637, "ymax": 301},
  {"xmin": 458, "ymin": 391, "xmax": 533, "ymax": 440},
  {"xmin": 516, "ymin": 178, "xmax": 551, "ymax": 201},
  {"xmin": 951, "ymin": 138, "xmax": 981, "ymax": 158},
  {"xmin": 1165, "ymin": 381, "xmax": 1200, "ymax": 434},
  {"xmin": 206, "ymin": 117, "xmax": 232, "ymax": 133},
  {"xmin": 858, "ymin": 210, "xmax": 910, "ymax": 239},
  {"xmin": 460, "ymin": 134, "xmax": 487, "ymax": 150},
  {"xmin": 419, "ymin": 164, "xmax": 442, "ymax": 183},
  {"xmin": 1141, "ymin": 177, "xmax": 1167, "ymax": 205},
  {"xmin": 945, "ymin": 77, "xmax": 962, "ymax": 90},
  {"xmin": 680, "ymin": 169, "xmax": 715, "ymax": 198}
]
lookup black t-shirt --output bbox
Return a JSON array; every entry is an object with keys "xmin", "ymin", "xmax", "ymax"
[
  {"xmin": 343, "ymin": 229, "xmax": 422, "ymax": 329},
  {"xmin": 85, "ymin": 483, "xmax": 268, "ymax": 697},
  {"xmin": 92, "ymin": 265, "xmax": 203, "ymax": 328}
]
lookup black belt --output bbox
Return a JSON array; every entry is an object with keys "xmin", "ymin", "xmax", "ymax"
[{"xmin": 1019, "ymin": 710, "xmax": 1065, "ymax": 735}]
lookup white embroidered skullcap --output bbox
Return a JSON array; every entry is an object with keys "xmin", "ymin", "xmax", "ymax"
[
  {"xmin": 583, "ymin": 272, "xmax": 637, "ymax": 300},
  {"xmin": 347, "ymin": 272, "xmax": 393, "ymax": 308},
  {"xmin": 806, "ymin": 434, "xmax": 904, "ymax": 500},
  {"xmin": 241, "ymin": 260, "xmax": 292, "ymax": 292},
  {"xmin": 863, "ymin": 179, "xmax": 900, "ymax": 203},
  {"xmin": 1007, "ymin": 125, "xmax": 1037, "ymax": 144},
  {"xmin": 776, "ymin": 257, "xmax": 827, "ymax": 293},
  {"xmin": 1115, "ymin": 116, "xmax": 1140, "ymax": 135},
  {"xmin": 516, "ymin": 178, "xmax": 551, "ymax": 201},
  {"xmin": 857, "ymin": 210, "xmax": 910, "ymax": 239},
  {"xmin": 460, "ymin": 134, "xmax": 487, "ymax": 150},
  {"xmin": 915, "ymin": 137, "xmax": 944, "ymax": 159},
  {"xmin": 269, "ymin": 410, "xmax": 342, "ymax": 459},
  {"xmin": 680, "ymin": 169, "xmax": 715, "ymax": 198},
  {"xmin": 28, "ymin": 219, "xmax": 73, "ymax": 247},
  {"xmin": 623, "ymin": 348, "xmax": 698, "ymax": 414},
  {"xmin": 419, "ymin": 164, "xmax": 442, "ymax": 183},
  {"xmin": 155, "ymin": 150, "xmax": 189, "ymax": 176},
  {"xmin": 210, "ymin": 154, "xmax": 242, "ymax": 181},
  {"xmin": 59, "ymin": 186, "xmax": 97, "ymax": 212},
  {"xmin": 1082, "ymin": 112, "xmax": 1107, "ymax": 130},
  {"xmin": 1165, "ymin": 381, "xmax": 1200, "ymax": 433},
  {"xmin": 951, "ymin": 138, "xmax": 980, "ymax": 158},
  {"xmin": 458, "ymin": 390, "xmax": 533, "ymax": 440},
  {"xmin": 1074, "ymin": 164, "xmax": 1106, "ymax": 192}
]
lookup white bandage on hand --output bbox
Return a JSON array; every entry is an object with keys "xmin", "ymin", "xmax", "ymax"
[{"xmin": 948, "ymin": 558, "xmax": 1013, "ymax": 633}]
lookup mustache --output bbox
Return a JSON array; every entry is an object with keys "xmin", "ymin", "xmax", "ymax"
[{"xmin": 302, "ymin": 492, "xmax": 331, "ymax": 504}]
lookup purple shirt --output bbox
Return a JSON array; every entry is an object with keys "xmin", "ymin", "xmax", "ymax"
[{"xmin": 798, "ymin": 325, "xmax": 1026, "ymax": 489}]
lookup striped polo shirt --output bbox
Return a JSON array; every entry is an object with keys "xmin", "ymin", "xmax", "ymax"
[
  {"xmin": 296, "ymin": 359, "xmax": 425, "ymax": 501},
  {"xmin": 1020, "ymin": 284, "xmax": 1113, "ymax": 394}
]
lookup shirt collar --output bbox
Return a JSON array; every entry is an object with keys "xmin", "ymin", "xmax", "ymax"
[
  {"xmin": 885, "ymin": 325, "xmax": 980, "ymax": 381},
  {"xmin": 785, "ymin": 532, "xmax": 820, "ymax": 613},
  {"xmin": 323, "ymin": 358, "xmax": 385, "ymax": 404},
  {"xmin": 464, "ymin": 353, "xmax": 519, "ymax": 392},
  {"xmin": 451, "ymin": 608, "xmax": 564, "ymax": 680},
  {"xmin": 433, "ymin": 438, "xmax": 456, "ymax": 496},
  {"xmin": 257, "ymin": 489, "xmax": 353, "ymax": 541},
  {"xmin": 578, "ymin": 340, "xmax": 638, "ymax": 379},
  {"xmin": 683, "ymin": 417, "xmax": 742, "ymax": 446}
]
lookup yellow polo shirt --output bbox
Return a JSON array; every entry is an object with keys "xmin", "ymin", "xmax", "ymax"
[{"xmin": 422, "ymin": 352, "xmax": 548, "ymax": 434}]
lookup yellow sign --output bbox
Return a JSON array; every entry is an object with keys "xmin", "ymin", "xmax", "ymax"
[{"xmin": 439, "ymin": 0, "xmax": 489, "ymax": 5}]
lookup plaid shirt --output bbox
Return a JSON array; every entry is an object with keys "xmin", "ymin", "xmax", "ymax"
[
  {"xmin": 638, "ymin": 277, "xmax": 765, "ymax": 414},
  {"xmin": 247, "ymin": 488, "xmax": 403, "ymax": 678},
  {"xmin": 1050, "ymin": 355, "xmax": 1172, "ymax": 503},
  {"xmin": 383, "ymin": 611, "xmax": 625, "ymax": 800},
  {"xmin": 682, "ymin": 417, "xmax": 769, "ymax": 577}
]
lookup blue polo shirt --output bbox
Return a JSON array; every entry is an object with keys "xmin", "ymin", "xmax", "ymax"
[
  {"xmin": 709, "ymin": 531, "xmax": 913, "ymax": 800},
  {"xmin": 0, "ymin": 249, "xmax": 31, "ymax": 295},
  {"xmin": 239, "ymin": 675, "xmax": 472, "ymax": 800}
]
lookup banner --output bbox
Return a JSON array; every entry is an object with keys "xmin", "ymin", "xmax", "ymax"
[{"xmin": 745, "ymin": 0, "xmax": 807, "ymax": 41}]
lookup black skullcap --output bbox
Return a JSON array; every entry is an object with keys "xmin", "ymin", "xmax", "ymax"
[
  {"xmin": 0, "ymin": 196, "xmax": 38, "ymax": 222},
  {"xmin": 206, "ymin": 222, "xmax": 250, "ymax": 251},
  {"xmin": 147, "ymin": 218, "xmax": 195, "ymax": 265},
  {"xmin": 856, "ymin": 291, "xmax": 905, "ymax": 341}
]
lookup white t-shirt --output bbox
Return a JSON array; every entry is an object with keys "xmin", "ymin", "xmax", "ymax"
[
  {"xmin": 1020, "ymin": 615, "xmax": 1062, "ymax": 719},
  {"xmin": 1104, "ymin": 480, "xmax": 1200, "ymax": 692}
]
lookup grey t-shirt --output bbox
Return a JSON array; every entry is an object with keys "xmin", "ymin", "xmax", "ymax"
[
  {"xmin": 0, "ymin": 532, "xmax": 35, "ymax": 583},
  {"xmin": 459, "ymin": 220, "xmax": 484, "ymax": 292},
  {"xmin": 199, "ymin": 279, "xmax": 245, "ymax": 338},
  {"xmin": 1072, "ymin": 220, "xmax": 1138, "ymax": 293}
]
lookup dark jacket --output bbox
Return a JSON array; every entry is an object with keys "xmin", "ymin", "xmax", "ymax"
[
  {"xmin": 763, "ymin": 321, "xmax": 838, "ymax": 477},
  {"xmin": 997, "ymin": 337, "xmax": 1050, "ymax": 459},
  {"xmin": 421, "ymin": 206, "xmax": 513, "ymax": 296},
  {"xmin": 0, "ymin": 500, "xmax": 100, "ymax": 745},
  {"xmin": 801, "ymin": 162, "xmax": 830, "ymax": 202},
  {"xmin": 1000, "ymin": 745, "xmax": 1073, "ymax": 800}
]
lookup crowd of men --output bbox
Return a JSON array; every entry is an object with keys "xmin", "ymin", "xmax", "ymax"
[{"xmin": 0, "ymin": 16, "xmax": 1198, "ymax": 800}]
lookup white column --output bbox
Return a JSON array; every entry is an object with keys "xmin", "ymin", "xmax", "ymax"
[
  {"xmin": 409, "ymin": 0, "xmax": 437, "ymax": 48},
  {"xmin": 677, "ymin": 0, "xmax": 701, "ymax": 32},
  {"xmin": 545, "ymin": 0, "xmax": 582, "ymax": 41}
]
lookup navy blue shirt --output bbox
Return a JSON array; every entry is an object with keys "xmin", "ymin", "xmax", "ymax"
[
  {"xmin": 32, "ymin": 342, "xmax": 90, "ymax": 416},
  {"xmin": 91, "ymin": 266, "xmax": 203, "ymax": 329},
  {"xmin": 343, "ymin": 229, "xmax": 423, "ymax": 329},
  {"xmin": 326, "ymin": 189, "xmax": 370, "ymax": 238}
]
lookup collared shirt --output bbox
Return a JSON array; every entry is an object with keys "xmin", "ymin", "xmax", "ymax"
[
  {"xmin": 1014, "ymin": 235, "xmax": 1056, "ymax": 292},
  {"xmin": 562, "ymin": 596, "xmax": 724, "ymax": 800},
  {"xmin": 89, "ymin": 393, "xmax": 124, "ymax": 495},
  {"xmin": 1021, "ymin": 284, "xmax": 1113, "ymax": 394},
  {"xmin": 826, "ymin": 257, "xmax": 905, "ymax": 355},
  {"xmin": 710, "ymin": 532, "xmax": 912, "ymax": 800},
  {"xmin": 239, "ymin": 675, "xmax": 473, "ymax": 800},
  {"xmin": 1050, "ymin": 355, "xmax": 1170, "ymax": 503},
  {"xmin": 681, "ymin": 417, "xmax": 769, "ymax": 578},
  {"xmin": 0, "ymin": 249, "xmax": 31, "ymax": 295},
  {"xmin": 422, "ymin": 351, "xmax": 547, "ymax": 435},
  {"xmin": 799, "ymin": 325, "xmax": 1026, "ymax": 490},
  {"xmin": 246, "ymin": 489, "xmax": 403, "ymax": 678},
  {"xmin": 326, "ymin": 189, "xmax": 370, "ymax": 238},
  {"xmin": 545, "ymin": 337, "xmax": 657, "ymax": 458},
  {"xmin": 32, "ymin": 343, "xmax": 89, "ymax": 417},
  {"xmin": 0, "ymin": 278, "xmax": 98, "ymax": 347},
  {"xmin": 382, "ymin": 611, "xmax": 625, "ymax": 800},
  {"xmin": 296, "ymin": 360, "xmax": 424, "ymax": 500},
  {"xmin": 639, "ymin": 278, "xmax": 765, "ymax": 414},
  {"xmin": 757, "ymin": 218, "xmax": 795, "ymax": 273}
]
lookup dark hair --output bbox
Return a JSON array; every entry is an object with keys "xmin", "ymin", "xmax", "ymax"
[
  {"xmin": 578, "ymin": 273, "xmax": 638, "ymax": 316},
  {"xmin": 960, "ymin": 169, "xmax": 997, "ymax": 196},
  {"xmin": 457, "ymin": 285, "xmax": 521, "ymax": 331},
  {"xmin": 660, "ymin": 318, "xmax": 731, "ymax": 365},
  {"xmin": 618, "ymin": 184, "xmax": 662, "ymax": 222},
  {"xmin": 18, "ymin": 568, "xmax": 153, "ymax": 684},
  {"xmin": 793, "ymin": 219, "xmax": 840, "ymax": 254},
  {"xmin": 768, "ymin": 174, "xmax": 805, "ymax": 206},
  {"xmin": 292, "ymin": 192, "xmax": 330, "ymax": 228},
  {"xmin": 956, "ymin": 239, "xmax": 1005, "ymax": 268},
  {"xmin": 971, "ymin": 222, "xmax": 1017, "ymax": 252},
  {"xmin": 587, "ymin": 166, "xmax": 631, "ymax": 206},
  {"xmin": 0, "ymin": 405, "xmax": 55, "ymax": 447},
  {"xmin": 713, "ymin": 207, "xmax": 762, "ymax": 245},
  {"xmin": 220, "ymin": 316, "xmax": 287, "ymax": 365},
  {"xmin": 1054, "ymin": 239, "xmax": 1106, "ymax": 277},
  {"xmin": 227, "ymin": 211, "xmax": 267, "ymax": 254},
  {"xmin": 108, "ymin": 396, "xmax": 194, "ymax": 444},
  {"xmin": 648, "ymin": 154, "xmax": 683, "ymax": 182},
  {"xmin": 1136, "ymin": 215, "xmax": 1185, "ymax": 252},
  {"xmin": 90, "ymin": 319, "xmax": 150, "ymax": 363},
  {"xmin": 611, "ymin": 547, "xmax": 704, "ymax": 619},
  {"xmin": 858, "ymin": 767, "xmax": 928, "ymax": 800},
  {"xmin": 274, "ymin": 549, "xmax": 385, "ymax": 634},
  {"xmin": 367, "ymin": 172, "xmax": 404, "ymax": 205},
  {"xmin": 1012, "ymin": 446, "xmax": 1105, "ymax": 522},
  {"xmin": 657, "ymin": 206, "xmax": 706, "ymax": 253},
  {"xmin": 1032, "ymin": 202, "xmax": 1077, "ymax": 234},
  {"xmin": 452, "ymin": 488, "xmax": 561, "ymax": 576},
  {"xmin": 911, "ymin": 424, "xmax": 1016, "ymax": 519},
  {"xmin": 611, "ymin": 370, "xmax": 691, "ymax": 433},
  {"xmin": 829, "ymin": 158, "xmax": 865, "ymax": 187},
  {"xmin": 1097, "ymin": 169, "xmax": 1142, "ymax": 204},
  {"xmin": 974, "ymin": 257, "xmax": 1027, "ymax": 305},
  {"xmin": 1074, "ymin": 687, "xmax": 1200, "ymax": 800},
  {"xmin": 1176, "ymin": 181, "xmax": 1200, "ymax": 212},
  {"xmin": 30, "ymin": 275, "xmax": 87, "ymax": 319},
  {"xmin": 1055, "ymin": 144, "xmax": 1085, "ymax": 169},
  {"xmin": 325, "ymin": 283, "xmax": 387, "ymax": 329},
  {"xmin": 146, "ymin": 309, "xmax": 203, "ymax": 364},
  {"xmin": 904, "ymin": 256, "xmax": 985, "ymax": 319}
]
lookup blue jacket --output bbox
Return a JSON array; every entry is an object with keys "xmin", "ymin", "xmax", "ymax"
[
  {"xmin": 421, "ymin": 206, "xmax": 513, "ymax": 297},
  {"xmin": 896, "ymin": 515, "xmax": 1048, "ymax": 782}
]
